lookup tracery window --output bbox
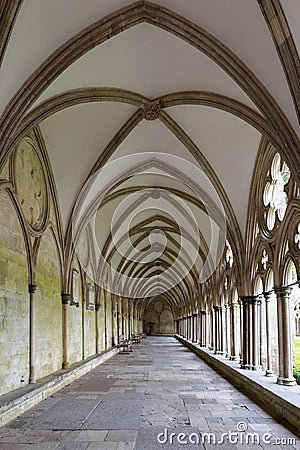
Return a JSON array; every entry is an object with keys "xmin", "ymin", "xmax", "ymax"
[
  {"xmin": 225, "ymin": 240, "xmax": 233, "ymax": 268},
  {"xmin": 263, "ymin": 153, "xmax": 290, "ymax": 230},
  {"xmin": 295, "ymin": 223, "xmax": 300, "ymax": 250},
  {"xmin": 261, "ymin": 248, "xmax": 268, "ymax": 270}
]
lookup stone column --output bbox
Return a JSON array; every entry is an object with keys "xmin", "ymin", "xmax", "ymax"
[
  {"xmin": 210, "ymin": 308, "xmax": 215, "ymax": 350},
  {"xmin": 239, "ymin": 300, "xmax": 243, "ymax": 364},
  {"xmin": 200, "ymin": 311, "xmax": 207, "ymax": 346},
  {"xmin": 188, "ymin": 315, "xmax": 192, "ymax": 340},
  {"xmin": 61, "ymin": 293, "xmax": 71, "ymax": 370},
  {"xmin": 192, "ymin": 314, "xmax": 197, "ymax": 342},
  {"xmin": 206, "ymin": 310, "xmax": 210, "ymax": 347},
  {"xmin": 250, "ymin": 296, "xmax": 261, "ymax": 370},
  {"xmin": 29, "ymin": 284, "xmax": 37, "ymax": 383},
  {"xmin": 275, "ymin": 286, "xmax": 296, "ymax": 386},
  {"xmin": 229, "ymin": 301, "xmax": 240, "ymax": 361},
  {"xmin": 225, "ymin": 303, "xmax": 231, "ymax": 358},
  {"xmin": 104, "ymin": 295, "xmax": 108, "ymax": 349},
  {"xmin": 95, "ymin": 303, "xmax": 101, "ymax": 353},
  {"xmin": 220, "ymin": 305, "xmax": 227, "ymax": 355},
  {"xmin": 213, "ymin": 306, "xmax": 219, "ymax": 354},
  {"xmin": 263, "ymin": 291, "xmax": 274, "ymax": 376},
  {"xmin": 95, "ymin": 288, "xmax": 100, "ymax": 353},
  {"xmin": 240, "ymin": 297, "xmax": 250, "ymax": 369}
]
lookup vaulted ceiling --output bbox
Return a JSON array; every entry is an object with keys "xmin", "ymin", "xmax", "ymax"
[{"xmin": 0, "ymin": 0, "xmax": 299, "ymax": 304}]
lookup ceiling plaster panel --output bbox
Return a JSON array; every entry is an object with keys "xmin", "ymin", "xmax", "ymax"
[
  {"xmin": 107, "ymin": 119, "xmax": 199, "ymax": 165},
  {"xmin": 33, "ymin": 24, "xmax": 258, "ymax": 111},
  {"xmin": 0, "ymin": 0, "xmax": 133, "ymax": 114},
  {"xmin": 166, "ymin": 105, "xmax": 261, "ymax": 237},
  {"xmin": 39, "ymin": 101, "xmax": 137, "ymax": 228},
  {"xmin": 156, "ymin": 0, "xmax": 298, "ymax": 133}
]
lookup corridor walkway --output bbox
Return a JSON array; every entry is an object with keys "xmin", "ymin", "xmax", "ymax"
[{"xmin": 0, "ymin": 337, "xmax": 299, "ymax": 450}]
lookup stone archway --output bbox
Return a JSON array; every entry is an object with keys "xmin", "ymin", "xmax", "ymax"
[{"xmin": 143, "ymin": 298, "xmax": 175, "ymax": 335}]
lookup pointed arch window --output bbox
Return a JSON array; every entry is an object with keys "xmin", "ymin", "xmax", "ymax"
[{"xmin": 263, "ymin": 153, "xmax": 290, "ymax": 230}]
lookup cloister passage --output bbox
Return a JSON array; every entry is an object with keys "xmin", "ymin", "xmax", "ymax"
[
  {"xmin": 0, "ymin": 336, "xmax": 298, "ymax": 450},
  {"xmin": 1, "ymin": 0, "xmax": 300, "ymax": 442}
]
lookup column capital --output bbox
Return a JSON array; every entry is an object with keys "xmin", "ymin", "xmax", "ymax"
[
  {"xmin": 200, "ymin": 310, "xmax": 206, "ymax": 315},
  {"xmin": 240, "ymin": 295, "xmax": 259, "ymax": 303},
  {"xmin": 61, "ymin": 293, "xmax": 72, "ymax": 305},
  {"xmin": 274, "ymin": 285, "xmax": 292, "ymax": 297},
  {"xmin": 262, "ymin": 291, "xmax": 273, "ymax": 301},
  {"xmin": 230, "ymin": 300, "xmax": 239, "ymax": 308},
  {"xmin": 212, "ymin": 305, "xmax": 219, "ymax": 311},
  {"xmin": 28, "ymin": 284, "xmax": 37, "ymax": 294}
]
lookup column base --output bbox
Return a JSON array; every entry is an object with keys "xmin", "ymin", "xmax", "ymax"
[
  {"xmin": 62, "ymin": 362, "xmax": 70, "ymax": 369},
  {"xmin": 265, "ymin": 370, "xmax": 274, "ymax": 377},
  {"xmin": 251, "ymin": 365, "xmax": 261, "ymax": 371},
  {"xmin": 29, "ymin": 377, "xmax": 36, "ymax": 384},
  {"xmin": 276, "ymin": 376, "xmax": 296, "ymax": 386},
  {"xmin": 229, "ymin": 355, "xmax": 240, "ymax": 361},
  {"xmin": 240, "ymin": 363, "xmax": 251, "ymax": 370}
]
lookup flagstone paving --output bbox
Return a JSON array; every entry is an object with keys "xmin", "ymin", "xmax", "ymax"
[{"xmin": 0, "ymin": 337, "xmax": 299, "ymax": 449}]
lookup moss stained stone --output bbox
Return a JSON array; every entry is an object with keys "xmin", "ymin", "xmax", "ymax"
[
  {"xmin": 35, "ymin": 229, "xmax": 62, "ymax": 380},
  {"xmin": 0, "ymin": 190, "xmax": 29, "ymax": 396}
]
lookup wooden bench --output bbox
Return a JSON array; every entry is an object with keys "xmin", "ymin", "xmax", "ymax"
[
  {"xmin": 118, "ymin": 335, "xmax": 133, "ymax": 353},
  {"xmin": 130, "ymin": 333, "xmax": 140, "ymax": 344}
]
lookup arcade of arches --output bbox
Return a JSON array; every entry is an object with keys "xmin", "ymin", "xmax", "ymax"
[{"xmin": 0, "ymin": 0, "xmax": 300, "ymax": 427}]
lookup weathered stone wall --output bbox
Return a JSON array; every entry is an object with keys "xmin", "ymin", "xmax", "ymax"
[
  {"xmin": 68, "ymin": 258, "xmax": 83, "ymax": 364},
  {"xmin": 0, "ymin": 128, "xmax": 117, "ymax": 398},
  {"xmin": 84, "ymin": 277, "xmax": 96, "ymax": 358},
  {"xmin": 105, "ymin": 293, "xmax": 113, "ymax": 348},
  {"xmin": 35, "ymin": 230, "xmax": 62, "ymax": 379},
  {"xmin": 97, "ymin": 289, "xmax": 106, "ymax": 352},
  {"xmin": 0, "ymin": 190, "xmax": 29, "ymax": 395}
]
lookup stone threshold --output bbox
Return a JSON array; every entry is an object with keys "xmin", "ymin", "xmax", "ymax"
[
  {"xmin": 0, "ymin": 347, "xmax": 118, "ymax": 427},
  {"xmin": 176, "ymin": 335, "xmax": 300, "ymax": 436}
]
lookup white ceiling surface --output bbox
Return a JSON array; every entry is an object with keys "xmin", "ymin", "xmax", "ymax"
[
  {"xmin": 33, "ymin": 24, "xmax": 257, "ymax": 111},
  {"xmin": 1, "ymin": 0, "xmax": 299, "ymax": 255},
  {"xmin": 167, "ymin": 105, "xmax": 261, "ymax": 237},
  {"xmin": 40, "ymin": 102, "xmax": 138, "ymax": 226},
  {"xmin": 1, "ymin": 0, "xmax": 298, "ymax": 133}
]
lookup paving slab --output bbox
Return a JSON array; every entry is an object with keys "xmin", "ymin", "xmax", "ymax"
[
  {"xmin": 30, "ymin": 398, "xmax": 101, "ymax": 430},
  {"xmin": 82, "ymin": 399, "xmax": 143, "ymax": 430}
]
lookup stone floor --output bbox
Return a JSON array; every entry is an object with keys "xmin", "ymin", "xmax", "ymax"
[{"xmin": 0, "ymin": 336, "xmax": 299, "ymax": 450}]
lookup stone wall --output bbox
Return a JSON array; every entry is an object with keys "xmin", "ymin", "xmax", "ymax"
[
  {"xmin": 0, "ymin": 190, "xmax": 29, "ymax": 395},
  {"xmin": 0, "ymin": 128, "xmax": 117, "ymax": 398},
  {"xmin": 35, "ymin": 230, "xmax": 62, "ymax": 379}
]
